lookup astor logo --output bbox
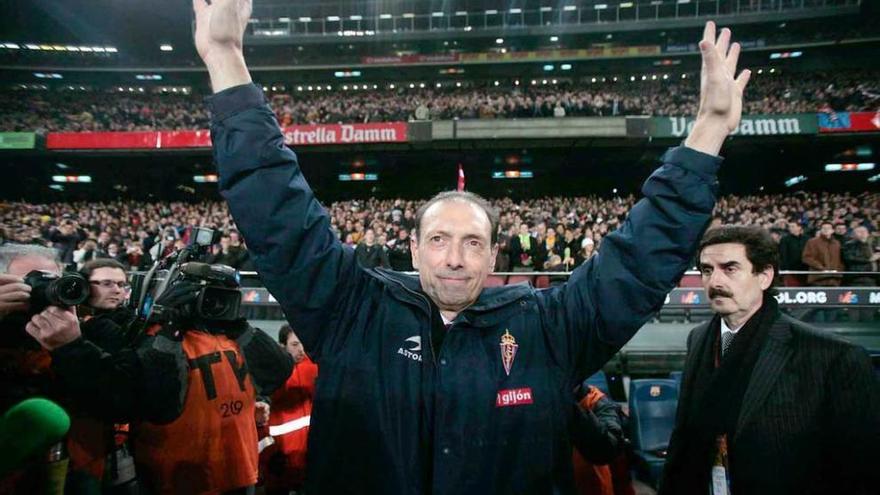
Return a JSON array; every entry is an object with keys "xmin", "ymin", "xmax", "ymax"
[
  {"xmin": 775, "ymin": 291, "xmax": 827, "ymax": 305},
  {"xmin": 681, "ymin": 291, "xmax": 701, "ymax": 304},
  {"xmin": 838, "ymin": 291, "xmax": 859, "ymax": 304},
  {"xmin": 496, "ymin": 387, "xmax": 534, "ymax": 407},
  {"xmin": 397, "ymin": 336, "xmax": 422, "ymax": 362}
]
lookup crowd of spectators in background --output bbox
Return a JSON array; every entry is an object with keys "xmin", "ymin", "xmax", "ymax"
[
  {"xmin": 1, "ymin": 70, "xmax": 877, "ymax": 132},
  {"xmin": 2, "ymin": 192, "xmax": 877, "ymax": 286}
]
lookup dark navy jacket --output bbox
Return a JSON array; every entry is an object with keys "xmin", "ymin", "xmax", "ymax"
[{"xmin": 208, "ymin": 83, "xmax": 721, "ymax": 495}]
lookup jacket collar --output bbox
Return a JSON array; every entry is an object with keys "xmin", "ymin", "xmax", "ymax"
[{"xmin": 373, "ymin": 268, "xmax": 532, "ymax": 326}]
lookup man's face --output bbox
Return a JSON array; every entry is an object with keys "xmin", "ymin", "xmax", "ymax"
[
  {"xmin": 518, "ymin": 223, "xmax": 529, "ymax": 236},
  {"xmin": 820, "ymin": 224, "xmax": 833, "ymax": 239},
  {"xmin": 854, "ymin": 227, "xmax": 869, "ymax": 242},
  {"xmin": 284, "ymin": 331, "xmax": 306, "ymax": 364},
  {"xmin": 411, "ymin": 200, "xmax": 497, "ymax": 315},
  {"xmin": 788, "ymin": 223, "xmax": 802, "ymax": 236},
  {"xmin": 98, "ymin": 232, "xmax": 110, "ymax": 244},
  {"xmin": 364, "ymin": 229, "xmax": 375, "ymax": 245},
  {"xmin": 398, "ymin": 229, "xmax": 409, "ymax": 240},
  {"xmin": 7, "ymin": 255, "xmax": 60, "ymax": 277},
  {"xmin": 88, "ymin": 267, "xmax": 128, "ymax": 310},
  {"xmin": 834, "ymin": 224, "xmax": 847, "ymax": 236},
  {"xmin": 699, "ymin": 243, "xmax": 772, "ymax": 322}
]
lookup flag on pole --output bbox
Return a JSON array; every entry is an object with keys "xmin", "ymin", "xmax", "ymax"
[{"xmin": 457, "ymin": 164, "xmax": 465, "ymax": 191}]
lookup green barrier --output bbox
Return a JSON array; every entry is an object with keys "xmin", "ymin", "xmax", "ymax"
[
  {"xmin": 0, "ymin": 132, "xmax": 36, "ymax": 150},
  {"xmin": 642, "ymin": 114, "xmax": 818, "ymax": 138}
]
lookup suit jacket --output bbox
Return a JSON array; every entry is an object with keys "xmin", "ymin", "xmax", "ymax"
[{"xmin": 663, "ymin": 312, "xmax": 880, "ymax": 495}]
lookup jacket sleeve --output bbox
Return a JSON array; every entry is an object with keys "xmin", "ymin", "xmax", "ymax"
[
  {"xmin": 842, "ymin": 240, "xmax": 871, "ymax": 267},
  {"xmin": 570, "ymin": 394, "xmax": 624, "ymax": 464},
  {"xmin": 50, "ymin": 331, "xmax": 187, "ymax": 424},
  {"xmin": 542, "ymin": 146, "xmax": 719, "ymax": 381},
  {"xmin": 208, "ymin": 84, "xmax": 363, "ymax": 361},
  {"xmin": 235, "ymin": 325, "xmax": 294, "ymax": 397}
]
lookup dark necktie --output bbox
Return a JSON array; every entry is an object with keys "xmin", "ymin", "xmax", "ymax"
[{"xmin": 721, "ymin": 331, "xmax": 735, "ymax": 356}]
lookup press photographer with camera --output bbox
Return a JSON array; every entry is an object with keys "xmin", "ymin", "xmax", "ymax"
[{"xmin": 0, "ymin": 243, "xmax": 85, "ymax": 494}]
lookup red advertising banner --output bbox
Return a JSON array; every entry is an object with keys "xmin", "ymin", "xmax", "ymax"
[
  {"xmin": 46, "ymin": 123, "xmax": 408, "ymax": 150},
  {"xmin": 818, "ymin": 111, "xmax": 880, "ymax": 133}
]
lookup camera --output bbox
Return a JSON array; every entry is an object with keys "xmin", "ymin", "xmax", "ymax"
[
  {"xmin": 23, "ymin": 270, "xmax": 91, "ymax": 314},
  {"xmin": 130, "ymin": 227, "xmax": 242, "ymax": 327}
]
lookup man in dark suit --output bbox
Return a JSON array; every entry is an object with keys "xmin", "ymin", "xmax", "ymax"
[{"xmin": 661, "ymin": 225, "xmax": 880, "ymax": 495}]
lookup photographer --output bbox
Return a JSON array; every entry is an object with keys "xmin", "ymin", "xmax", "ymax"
[{"xmin": 65, "ymin": 259, "xmax": 139, "ymax": 494}]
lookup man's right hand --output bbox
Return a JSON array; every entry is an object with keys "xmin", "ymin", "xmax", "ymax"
[
  {"xmin": 0, "ymin": 274, "xmax": 30, "ymax": 319},
  {"xmin": 193, "ymin": 0, "xmax": 253, "ymax": 93}
]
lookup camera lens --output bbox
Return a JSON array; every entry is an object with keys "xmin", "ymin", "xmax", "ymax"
[{"xmin": 47, "ymin": 274, "xmax": 90, "ymax": 307}]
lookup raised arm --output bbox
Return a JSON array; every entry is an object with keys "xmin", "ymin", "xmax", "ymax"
[
  {"xmin": 547, "ymin": 21, "xmax": 751, "ymax": 380},
  {"xmin": 193, "ymin": 0, "xmax": 361, "ymax": 358}
]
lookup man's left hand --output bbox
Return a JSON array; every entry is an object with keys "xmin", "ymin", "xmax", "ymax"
[{"xmin": 25, "ymin": 305, "xmax": 82, "ymax": 351}]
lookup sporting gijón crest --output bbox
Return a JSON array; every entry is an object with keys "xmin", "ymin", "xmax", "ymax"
[{"xmin": 500, "ymin": 329, "xmax": 518, "ymax": 376}]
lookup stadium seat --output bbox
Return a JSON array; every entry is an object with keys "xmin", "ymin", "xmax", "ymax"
[
  {"xmin": 483, "ymin": 275, "xmax": 507, "ymax": 287},
  {"xmin": 506, "ymin": 274, "xmax": 533, "ymax": 286},
  {"xmin": 628, "ymin": 379, "xmax": 679, "ymax": 488},
  {"xmin": 669, "ymin": 371, "xmax": 683, "ymax": 387},
  {"xmin": 534, "ymin": 275, "xmax": 550, "ymax": 289},
  {"xmin": 678, "ymin": 274, "xmax": 702, "ymax": 288}
]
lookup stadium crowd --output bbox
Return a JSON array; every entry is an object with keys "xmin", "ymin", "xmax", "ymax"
[
  {"xmin": 1, "ymin": 70, "xmax": 877, "ymax": 131},
  {"xmin": 2, "ymin": 191, "xmax": 877, "ymax": 278}
]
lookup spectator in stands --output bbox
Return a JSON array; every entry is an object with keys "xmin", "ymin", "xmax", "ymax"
[
  {"xmin": 571, "ymin": 384, "xmax": 626, "ymax": 495},
  {"xmin": 386, "ymin": 228, "xmax": 414, "ymax": 271},
  {"xmin": 842, "ymin": 226, "xmax": 879, "ymax": 321},
  {"xmin": 832, "ymin": 222, "xmax": 849, "ymax": 245},
  {"xmin": 778, "ymin": 222, "xmax": 808, "ymax": 284},
  {"xmin": 48, "ymin": 219, "xmax": 85, "ymax": 265},
  {"xmin": 801, "ymin": 220, "xmax": 844, "ymax": 287},
  {"xmin": 510, "ymin": 222, "xmax": 538, "ymax": 271},
  {"xmin": 661, "ymin": 225, "xmax": 880, "ymax": 495},
  {"xmin": 353, "ymin": 228, "xmax": 387, "ymax": 269}
]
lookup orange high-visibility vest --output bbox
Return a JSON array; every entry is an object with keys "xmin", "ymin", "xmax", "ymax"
[{"xmin": 135, "ymin": 330, "xmax": 258, "ymax": 494}]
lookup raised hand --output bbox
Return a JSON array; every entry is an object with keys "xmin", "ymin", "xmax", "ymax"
[
  {"xmin": 193, "ymin": 0, "xmax": 253, "ymax": 92},
  {"xmin": 685, "ymin": 21, "xmax": 752, "ymax": 156}
]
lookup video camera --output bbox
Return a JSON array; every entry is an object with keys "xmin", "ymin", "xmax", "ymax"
[{"xmin": 130, "ymin": 227, "xmax": 242, "ymax": 327}]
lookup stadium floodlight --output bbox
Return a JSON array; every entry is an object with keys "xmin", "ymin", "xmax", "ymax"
[
  {"xmin": 677, "ymin": 0, "xmax": 691, "ymax": 3},
  {"xmin": 91, "ymin": 46, "xmax": 105, "ymax": 52},
  {"xmin": 24, "ymin": 44, "xmax": 38, "ymax": 49},
  {"xmin": 456, "ymin": 82, "xmax": 462, "ymax": 87},
  {"xmin": 509, "ymin": 8, "xmax": 522, "ymax": 14},
  {"xmin": 389, "ymin": 83, "xmax": 395, "ymax": 89},
  {"xmin": 39, "ymin": 45, "xmax": 53, "ymax": 50},
  {"xmin": 3, "ymin": 43, "xmax": 20, "ymax": 49},
  {"xmin": 540, "ymin": 7, "xmax": 553, "ymax": 12},
  {"xmin": 65, "ymin": 45, "xmax": 79, "ymax": 51},
  {"xmin": 868, "ymin": 173, "xmax": 880, "ymax": 183},
  {"xmin": 52, "ymin": 45, "xmax": 65, "ymax": 51},
  {"xmin": 79, "ymin": 46, "xmax": 92, "ymax": 52},
  {"xmin": 591, "ymin": 77, "xmax": 597, "ymax": 83},
  {"xmin": 550, "ymin": 36, "xmax": 559, "ymax": 42},
  {"xmin": 561, "ymin": 64, "xmax": 572, "ymax": 70},
  {"xmin": 299, "ymin": 17, "xmax": 312, "ymax": 22},
  {"xmin": 105, "ymin": 47, "xmax": 117, "ymax": 53},
  {"xmin": 542, "ymin": 79, "xmax": 548, "ymax": 85},
  {"xmin": 494, "ymin": 81, "xmax": 499, "ymax": 86},
  {"xmin": 784, "ymin": 175, "xmax": 807, "ymax": 187},
  {"xmin": 379, "ymin": 14, "xmax": 392, "ymax": 19},
  {"xmin": 455, "ymin": 11, "xmax": 467, "ymax": 16},
  {"xmin": 769, "ymin": 68, "xmax": 776, "ymax": 73},
  {"xmin": 594, "ymin": 4, "xmax": 608, "ymax": 10},
  {"xmin": 543, "ymin": 64, "xmax": 554, "ymax": 71},
  {"xmin": 552, "ymin": 79, "xmax": 557, "ymax": 84},
  {"xmin": 681, "ymin": 73, "xmax": 687, "ymax": 79},
  {"xmin": 432, "ymin": 12, "xmax": 444, "ymax": 17},
  {"xmin": 296, "ymin": 86, "xmax": 302, "ymax": 91},
  {"xmin": 563, "ymin": 6, "xmax": 577, "ymax": 11},
  {"xmin": 419, "ymin": 83, "xmax": 425, "ymax": 88},
  {"xmin": 409, "ymin": 83, "xmax": 415, "ymax": 88},
  {"xmin": 327, "ymin": 16, "xmax": 340, "ymax": 21},
  {"xmin": 160, "ymin": 44, "xmax": 174, "ymax": 51},
  {"xmin": 402, "ymin": 13, "xmax": 415, "ymax": 18},
  {"xmin": 485, "ymin": 10, "xmax": 498, "ymax": 15},
  {"xmin": 278, "ymin": 17, "xmax": 291, "ymax": 22},
  {"xmin": 350, "ymin": 15, "xmax": 362, "ymax": 20},
  {"xmin": 514, "ymin": 80, "xmax": 520, "ymax": 85},
  {"xmin": 630, "ymin": 76, "xmax": 636, "ymax": 81},
  {"xmin": 825, "ymin": 163, "xmax": 876, "ymax": 172},
  {"xmin": 620, "ymin": 2, "xmax": 634, "ymax": 7},
  {"xmin": 650, "ymin": 0, "xmax": 663, "ymax": 5},
  {"xmin": 495, "ymin": 38, "xmax": 504, "ymax": 44}
]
